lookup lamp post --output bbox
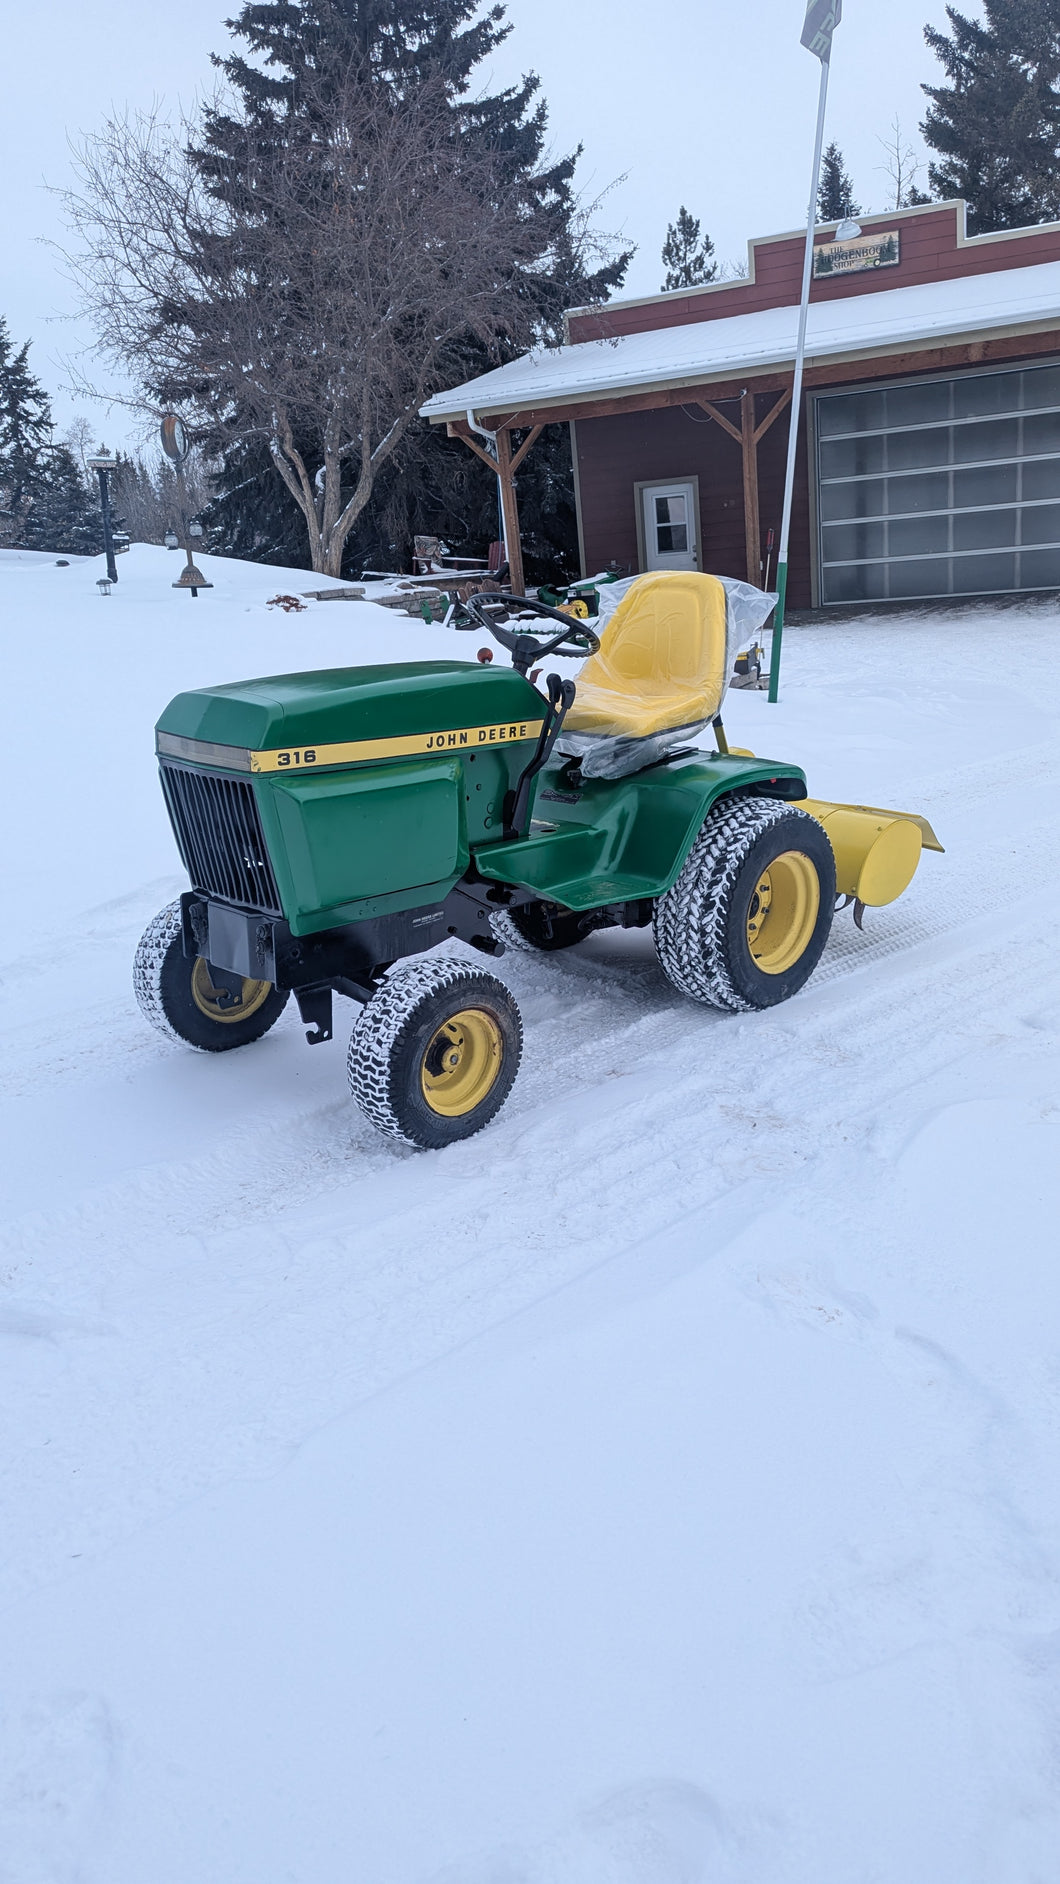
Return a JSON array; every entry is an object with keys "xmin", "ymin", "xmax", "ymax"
[
  {"xmin": 767, "ymin": 0, "xmax": 844, "ymax": 704},
  {"xmin": 159, "ymin": 413, "xmax": 212, "ymax": 597},
  {"xmin": 87, "ymin": 449, "xmax": 119, "ymax": 584}
]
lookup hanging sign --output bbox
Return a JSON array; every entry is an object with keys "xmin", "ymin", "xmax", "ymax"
[
  {"xmin": 801, "ymin": 0, "xmax": 842, "ymax": 60},
  {"xmin": 160, "ymin": 414, "xmax": 190, "ymax": 464},
  {"xmin": 813, "ymin": 230, "xmax": 901, "ymax": 277}
]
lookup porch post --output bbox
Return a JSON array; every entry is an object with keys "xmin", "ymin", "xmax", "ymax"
[
  {"xmin": 740, "ymin": 389, "xmax": 762, "ymax": 587},
  {"xmin": 495, "ymin": 427, "xmax": 526, "ymax": 595}
]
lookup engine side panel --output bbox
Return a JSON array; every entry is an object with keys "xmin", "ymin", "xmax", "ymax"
[{"xmin": 258, "ymin": 757, "xmax": 469, "ymax": 933}]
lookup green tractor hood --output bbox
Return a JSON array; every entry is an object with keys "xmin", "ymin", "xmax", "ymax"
[
  {"xmin": 155, "ymin": 660, "xmax": 549, "ymax": 934},
  {"xmin": 156, "ymin": 660, "xmax": 544, "ymax": 770}
]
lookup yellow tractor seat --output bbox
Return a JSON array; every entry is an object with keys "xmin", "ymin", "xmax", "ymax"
[{"xmin": 563, "ymin": 571, "xmax": 730, "ymax": 740}]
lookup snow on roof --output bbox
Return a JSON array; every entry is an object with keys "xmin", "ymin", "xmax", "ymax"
[{"xmin": 421, "ymin": 259, "xmax": 1060, "ymax": 422}]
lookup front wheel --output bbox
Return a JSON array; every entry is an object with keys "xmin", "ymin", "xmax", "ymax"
[
  {"xmin": 654, "ymin": 797, "xmax": 835, "ymax": 1010},
  {"xmin": 133, "ymin": 901, "xmax": 290, "ymax": 1051},
  {"xmin": 347, "ymin": 956, "xmax": 522, "ymax": 1148}
]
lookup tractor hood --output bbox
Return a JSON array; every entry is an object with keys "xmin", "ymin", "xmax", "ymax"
[{"xmin": 156, "ymin": 660, "xmax": 545, "ymax": 774}]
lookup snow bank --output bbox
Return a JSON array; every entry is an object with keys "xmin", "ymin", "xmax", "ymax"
[{"xmin": 3, "ymin": 546, "xmax": 1060, "ymax": 1882}]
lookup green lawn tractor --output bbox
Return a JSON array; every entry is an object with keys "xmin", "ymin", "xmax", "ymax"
[{"xmin": 135, "ymin": 572, "xmax": 941, "ymax": 1149}]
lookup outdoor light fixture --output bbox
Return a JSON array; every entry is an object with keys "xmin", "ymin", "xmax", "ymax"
[
  {"xmin": 87, "ymin": 450, "xmax": 120, "ymax": 585},
  {"xmin": 164, "ymin": 528, "xmax": 179, "ymax": 550},
  {"xmin": 96, "ymin": 577, "xmax": 112, "ymax": 596},
  {"xmin": 834, "ymin": 218, "xmax": 862, "ymax": 241}
]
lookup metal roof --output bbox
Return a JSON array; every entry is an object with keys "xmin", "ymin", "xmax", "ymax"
[{"xmin": 420, "ymin": 259, "xmax": 1060, "ymax": 423}]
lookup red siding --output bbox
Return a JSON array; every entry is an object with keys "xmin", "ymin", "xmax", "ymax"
[
  {"xmin": 568, "ymin": 205, "xmax": 1060, "ymax": 344},
  {"xmin": 575, "ymin": 402, "xmax": 814, "ymax": 608}
]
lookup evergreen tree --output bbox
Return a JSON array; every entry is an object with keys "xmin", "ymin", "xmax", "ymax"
[
  {"xmin": 0, "ymin": 316, "xmax": 53, "ymax": 541},
  {"xmin": 0, "ymin": 318, "xmax": 101, "ymax": 553},
  {"xmin": 817, "ymin": 143, "xmax": 860, "ymax": 221},
  {"xmin": 18, "ymin": 444, "xmax": 102, "ymax": 554},
  {"xmin": 922, "ymin": 2, "xmax": 1060, "ymax": 232},
  {"xmin": 660, "ymin": 207, "xmax": 717, "ymax": 292},
  {"xmin": 191, "ymin": 0, "xmax": 630, "ymax": 577}
]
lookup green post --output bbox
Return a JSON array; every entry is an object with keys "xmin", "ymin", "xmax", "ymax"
[{"xmin": 767, "ymin": 562, "xmax": 788, "ymax": 703}]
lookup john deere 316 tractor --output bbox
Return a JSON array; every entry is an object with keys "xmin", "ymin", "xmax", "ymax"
[{"xmin": 135, "ymin": 572, "xmax": 941, "ymax": 1148}]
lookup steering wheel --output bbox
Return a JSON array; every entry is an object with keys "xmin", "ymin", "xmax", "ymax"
[{"xmin": 465, "ymin": 591, "xmax": 600, "ymax": 677}]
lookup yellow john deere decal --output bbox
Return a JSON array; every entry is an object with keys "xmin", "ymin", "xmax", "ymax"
[{"xmin": 249, "ymin": 719, "xmax": 545, "ymax": 774}]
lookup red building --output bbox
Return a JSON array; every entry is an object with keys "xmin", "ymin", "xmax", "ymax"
[{"xmin": 422, "ymin": 200, "xmax": 1060, "ymax": 608}]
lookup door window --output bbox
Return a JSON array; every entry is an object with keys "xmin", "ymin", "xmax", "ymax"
[{"xmin": 640, "ymin": 481, "xmax": 698, "ymax": 570}]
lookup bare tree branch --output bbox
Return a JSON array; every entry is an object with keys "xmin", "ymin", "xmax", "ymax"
[{"xmin": 60, "ymin": 67, "xmax": 565, "ymax": 573}]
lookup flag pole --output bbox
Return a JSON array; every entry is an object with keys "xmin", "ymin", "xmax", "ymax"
[{"xmin": 768, "ymin": 5, "xmax": 840, "ymax": 703}]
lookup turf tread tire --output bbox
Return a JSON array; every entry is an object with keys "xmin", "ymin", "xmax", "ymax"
[
  {"xmin": 347, "ymin": 955, "xmax": 522, "ymax": 1149},
  {"xmin": 653, "ymin": 796, "xmax": 835, "ymax": 1011},
  {"xmin": 133, "ymin": 899, "xmax": 289, "ymax": 1051}
]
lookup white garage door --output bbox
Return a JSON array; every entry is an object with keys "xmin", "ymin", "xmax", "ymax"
[{"xmin": 816, "ymin": 361, "xmax": 1060, "ymax": 605}]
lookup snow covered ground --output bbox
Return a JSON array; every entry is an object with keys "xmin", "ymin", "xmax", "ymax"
[{"xmin": 2, "ymin": 545, "xmax": 1059, "ymax": 1883}]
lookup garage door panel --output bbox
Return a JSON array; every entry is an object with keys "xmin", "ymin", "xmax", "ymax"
[
  {"xmin": 1020, "ymin": 547, "xmax": 1060, "ymax": 586},
  {"xmin": 1022, "ymin": 458, "xmax": 1060, "ymax": 500},
  {"xmin": 890, "ymin": 516, "xmax": 947, "ymax": 557},
  {"xmin": 952, "ymin": 553, "xmax": 1015, "ymax": 592},
  {"xmin": 820, "ymin": 434, "xmax": 886, "ymax": 478},
  {"xmin": 889, "ymin": 557, "xmax": 950, "ymax": 598},
  {"xmin": 817, "ymin": 362, "xmax": 1060, "ymax": 603},
  {"xmin": 953, "ymin": 370, "xmax": 1023, "ymax": 417},
  {"xmin": 1022, "ymin": 410, "xmax": 1060, "ymax": 454},
  {"xmin": 822, "ymin": 521, "xmax": 886, "ymax": 562},
  {"xmin": 887, "ymin": 425, "xmax": 952, "ymax": 471},
  {"xmin": 953, "ymin": 417, "xmax": 1019, "ymax": 463},
  {"xmin": 1018, "ymin": 502, "xmax": 1060, "ymax": 545},
  {"xmin": 954, "ymin": 509, "xmax": 1016, "ymax": 550},
  {"xmin": 953, "ymin": 463, "xmax": 1017, "ymax": 508}
]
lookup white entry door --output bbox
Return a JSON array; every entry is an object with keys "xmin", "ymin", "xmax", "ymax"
[{"xmin": 640, "ymin": 480, "xmax": 699, "ymax": 571}]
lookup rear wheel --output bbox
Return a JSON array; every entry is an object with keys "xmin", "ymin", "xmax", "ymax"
[
  {"xmin": 653, "ymin": 797, "xmax": 835, "ymax": 1010},
  {"xmin": 134, "ymin": 901, "xmax": 290, "ymax": 1051},
  {"xmin": 347, "ymin": 956, "xmax": 522, "ymax": 1148}
]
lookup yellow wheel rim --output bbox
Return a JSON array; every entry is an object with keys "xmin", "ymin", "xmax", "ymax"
[
  {"xmin": 421, "ymin": 1008, "xmax": 503, "ymax": 1118},
  {"xmin": 190, "ymin": 956, "xmax": 273, "ymax": 1024},
  {"xmin": 745, "ymin": 851, "xmax": 821, "ymax": 976}
]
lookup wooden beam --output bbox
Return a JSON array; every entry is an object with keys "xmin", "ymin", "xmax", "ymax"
[
  {"xmin": 445, "ymin": 421, "xmax": 498, "ymax": 474},
  {"xmin": 695, "ymin": 399, "xmax": 742, "ymax": 444},
  {"xmin": 495, "ymin": 425, "xmax": 525, "ymax": 595},
  {"xmin": 506, "ymin": 423, "xmax": 544, "ymax": 475},
  {"xmin": 740, "ymin": 388, "xmax": 762, "ymax": 588},
  {"xmin": 753, "ymin": 387, "xmax": 792, "ymax": 444}
]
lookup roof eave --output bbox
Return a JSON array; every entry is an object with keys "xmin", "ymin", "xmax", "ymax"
[{"xmin": 421, "ymin": 312, "xmax": 1060, "ymax": 426}]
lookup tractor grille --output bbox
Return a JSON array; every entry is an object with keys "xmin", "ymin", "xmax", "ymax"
[{"xmin": 159, "ymin": 759, "xmax": 283, "ymax": 916}]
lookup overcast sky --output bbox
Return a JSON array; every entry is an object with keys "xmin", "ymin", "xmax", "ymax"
[{"xmin": 3, "ymin": 0, "xmax": 959, "ymax": 445}]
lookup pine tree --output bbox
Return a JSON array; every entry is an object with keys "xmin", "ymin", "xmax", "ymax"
[
  {"xmin": 817, "ymin": 143, "xmax": 860, "ymax": 222},
  {"xmin": 18, "ymin": 445, "xmax": 102, "ymax": 554},
  {"xmin": 660, "ymin": 207, "xmax": 717, "ymax": 292},
  {"xmin": 0, "ymin": 316, "xmax": 53, "ymax": 541},
  {"xmin": 191, "ymin": 0, "xmax": 630, "ymax": 577},
  {"xmin": 922, "ymin": 2, "xmax": 1060, "ymax": 232},
  {"xmin": 0, "ymin": 318, "xmax": 101, "ymax": 553}
]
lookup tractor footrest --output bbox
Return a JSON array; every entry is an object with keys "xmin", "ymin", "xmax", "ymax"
[{"xmin": 477, "ymin": 828, "xmax": 658, "ymax": 912}]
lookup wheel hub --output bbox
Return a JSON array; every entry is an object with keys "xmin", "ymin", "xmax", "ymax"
[
  {"xmin": 190, "ymin": 957, "xmax": 273, "ymax": 1023},
  {"xmin": 421, "ymin": 1009, "xmax": 503, "ymax": 1117},
  {"xmin": 745, "ymin": 851, "xmax": 820, "ymax": 975}
]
